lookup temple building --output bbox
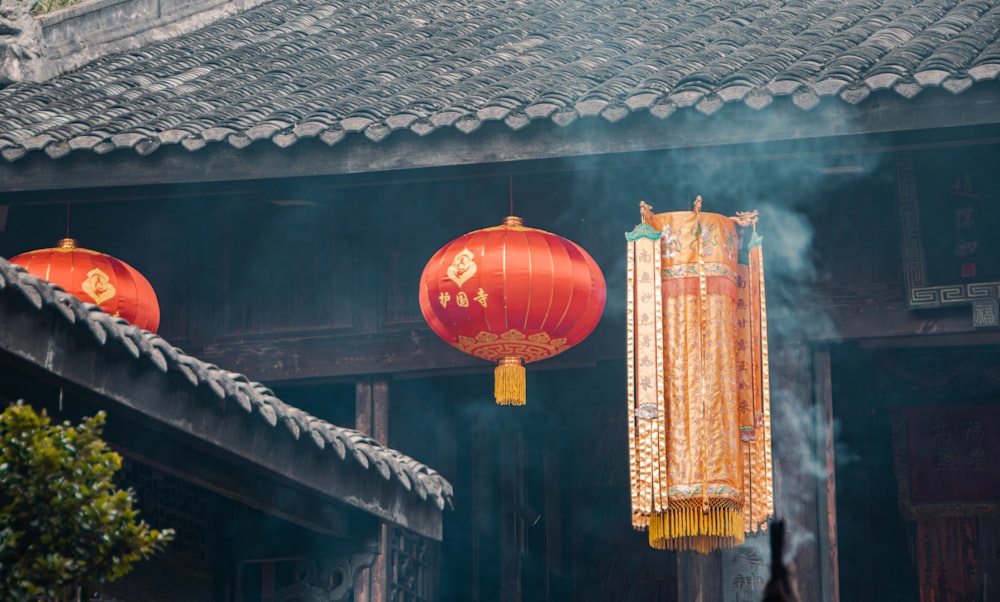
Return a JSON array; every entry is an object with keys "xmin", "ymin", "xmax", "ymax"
[{"xmin": 2, "ymin": 0, "xmax": 999, "ymax": 599}]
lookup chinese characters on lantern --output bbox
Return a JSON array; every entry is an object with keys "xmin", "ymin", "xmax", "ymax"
[{"xmin": 438, "ymin": 288, "xmax": 489, "ymax": 308}]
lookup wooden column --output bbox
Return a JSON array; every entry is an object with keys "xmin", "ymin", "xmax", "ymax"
[
  {"xmin": 768, "ymin": 339, "xmax": 834, "ymax": 602},
  {"xmin": 354, "ymin": 376, "xmax": 390, "ymax": 602},
  {"xmin": 499, "ymin": 428, "xmax": 525, "ymax": 602},
  {"xmin": 813, "ymin": 347, "xmax": 840, "ymax": 602},
  {"xmin": 677, "ymin": 550, "xmax": 724, "ymax": 602},
  {"xmin": 355, "ymin": 376, "xmax": 389, "ymax": 445},
  {"xmin": 469, "ymin": 411, "xmax": 495, "ymax": 602}
]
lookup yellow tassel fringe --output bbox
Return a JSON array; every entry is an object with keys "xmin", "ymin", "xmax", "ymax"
[
  {"xmin": 494, "ymin": 357, "xmax": 526, "ymax": 406},
  {"xmin": 646, "ymin": 501, "xmax": 745, "ymax": 553}
]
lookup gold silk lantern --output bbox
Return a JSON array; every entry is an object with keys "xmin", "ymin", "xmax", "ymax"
[{"xmin": 626, "ymin": 197, "xmax": 773, "ymax": 553}]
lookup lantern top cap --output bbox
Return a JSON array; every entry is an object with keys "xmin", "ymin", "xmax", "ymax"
[
  {"xmin": 502, "ymin": 215, "xmax": 524, "ymax": 227},
  {"xmin": 57, "ymin": 238, "xmax": 78, "ymax": 250}
]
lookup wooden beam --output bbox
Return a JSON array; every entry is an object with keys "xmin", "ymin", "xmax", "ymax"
[
  {"xmin": 676, "ymin": 551, "xmax": 723, "ymax": 602},
  {"xmin": 821, "ymin": 284, "xmax": 999, "ymax": 345},
  {"xmin": 355, "ymin": 377, "xmax": 389, "ymax": 445},
  {"xmin": 184, "ymin": 285, "xmax": 997, "ymax": 383},
  {"xmin": 190, "ymin": 320, "xmax": 617, "ymax": 383},
  {"xmin": 499, "ymin": 429, "xmax": 524, "ymax": 602},
  {"xmin": 470, "ymin": 411, "xmax": 494, "ymax": 602},
  {"xmin": 106, "ymin": 421, "xmax": 351, "ymax": 538}
]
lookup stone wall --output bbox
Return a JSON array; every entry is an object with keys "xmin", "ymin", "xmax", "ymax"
[{"xmin": 0, "ymin": 0, "xmax": 269, "ymax": 85}]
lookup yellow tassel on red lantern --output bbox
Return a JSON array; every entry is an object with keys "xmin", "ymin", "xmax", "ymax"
[
  {"xmin": 626, "ymin": 198, "xmax": 773, "ymax": 553},
  {"xmin": 494, "ymin": 356, "xmax": 526, "ymax": 406}
]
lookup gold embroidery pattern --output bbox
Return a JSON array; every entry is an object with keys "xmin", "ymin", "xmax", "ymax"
[
  {"xmin": 627, "ymin": 226, "xmax": 666, "ymax": 529},
  {"xmin": 446, "ymin": 248, "xmax": 477, "ymax": 288},
  {"xmin": 81, "ymin": 268, "xmax": 116, "ymax": 305},
  {"xmin": 455, "ymin": 329, "xmax": 567, "ymax": 362}
]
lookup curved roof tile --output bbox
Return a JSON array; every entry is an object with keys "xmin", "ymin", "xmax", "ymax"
[{"xmin": 0, "ymin": 0, "xmax": 998, "ymax": 162}]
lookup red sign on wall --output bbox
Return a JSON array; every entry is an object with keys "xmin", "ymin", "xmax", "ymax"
[{"xmin": 902, "ymin": 405, "xmax": 1000, "ymax": 506}]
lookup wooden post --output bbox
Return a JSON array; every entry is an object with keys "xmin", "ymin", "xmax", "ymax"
[
  {"xmin": 543, "ymin": 449, "xmax": 562, "ymax": 595},
  {"xmin": 354, "ymin": 376, "xmax": 390, "ymax": 602},
  {"xmin": 770, "ymin": 339, "xmax": 822, "ymax": 602},
  {"xmin": 677, "ymin": 550, "xmax": 724, "ymax": 602},
  {"xmin": 813, "ymin": 347, "xmax": 840, "ymax": 602},
  {"xmin": 470, "ymin": 411, "xmax": 493, "ymax": 602},
  {"xmin": 499, "ymin": 429, "xmax": 524, "ymax": 602}
]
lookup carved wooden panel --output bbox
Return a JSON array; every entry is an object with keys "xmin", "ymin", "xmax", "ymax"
[
  {"xmin": 389, "ymin": 527, "xmax": 439, "ymax": 602},
  {"xmin": 897, "ymin": 144, "xmax": 1000, "ymax": 309},
  {"xmin": 237, "ymin": 554, "xmax": 376, "ymax": 602},
  {"xmin": 116, "ymin": 456, "xmax": 214, "ymax": 576}
]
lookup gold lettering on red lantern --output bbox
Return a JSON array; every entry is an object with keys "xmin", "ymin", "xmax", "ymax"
[
  {"xmin": 81, "ymin": 268, "xmax": 116, "ymax": 305},
  {"xmin": 457, "ymin": 291, "xmax": 469, "ymax": 307},
  {"xmin": 447, "ymin": 248, "xmax": 477, "ymax": 288},
  {"xmin": 474, "ymin": 287, "xmax": 488, "ymax": 307},
  {"xmin": 438, "ymin": 292, "xmax": 451, "ymax": 308}
]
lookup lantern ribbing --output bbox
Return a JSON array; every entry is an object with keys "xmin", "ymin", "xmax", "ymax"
[
  {"xmin": 419, "ymin": 216, "xmax": 605, "ymax": 406},
  {"xmin": 10, "ymin": 239, "xmax": 161, "ymax": 333}
]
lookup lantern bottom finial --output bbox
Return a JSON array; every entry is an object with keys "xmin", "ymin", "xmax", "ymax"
[
  {"xmin": 646, "ymin": 501, "xmax": 745, "ymax": 554},
  {"xmin": 494, "ymin": 356, "xmax": 525, "ymax": 406}
]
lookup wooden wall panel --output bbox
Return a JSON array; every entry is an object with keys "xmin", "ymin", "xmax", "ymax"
[
  {"xmin": 221, "ymin": 196, "xmax": 357, "ymax": 336},
  {"xmin": 381, "ymin": 176, "xmax": 512, "ymax": 328}
]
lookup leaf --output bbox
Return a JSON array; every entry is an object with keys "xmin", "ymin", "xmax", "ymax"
[{"xmin": 0, "ymin": 401, "xmax": 173, "ymax": 596}]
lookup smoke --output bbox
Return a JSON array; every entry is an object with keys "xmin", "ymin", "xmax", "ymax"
[
  {"xmin": 758, "ymin": 200, "xmax": 837, "ymax": 342},
  {"xmin": 542, "ymin": 141, "xmax": 893, "ymax": 594}
]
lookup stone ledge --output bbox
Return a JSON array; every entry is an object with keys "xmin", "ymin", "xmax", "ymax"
[{"xmin": 1, "ymin": 0, "xmax": 272, "ymax": 83}]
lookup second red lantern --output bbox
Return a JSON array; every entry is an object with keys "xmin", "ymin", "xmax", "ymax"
[
  {"xmin": 10, "ymin": 238, "xmax": 161, "ymax": 333},
  {"xmin": 419, "ymin": 216, "xmax": 606, "ymax": 405}
]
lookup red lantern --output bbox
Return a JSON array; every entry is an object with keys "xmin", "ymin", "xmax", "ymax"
[
  {"xmin": 419, "ymin": 216, "xmax": 606, "ymax": 405},
  {"xmin": 10, "ymin": 238, "xmax": 161, "ymax": 333}
]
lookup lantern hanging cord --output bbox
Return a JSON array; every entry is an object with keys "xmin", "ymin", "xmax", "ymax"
[
  {"xmin": 509, "ymin": 174, "xmax": 514, "ymax": 216},
  {"xmin": 65, "ymin": 203, "xmax": 70, "ymax": 238}
]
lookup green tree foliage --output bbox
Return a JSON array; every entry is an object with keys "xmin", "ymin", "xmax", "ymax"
[
  {"xmin": 0, "ymin": 401, "xmax": 173, "ymax": 601},
  {"xmin": 29, "ymin": 0, "xmax": 86, "ymax": 16}
]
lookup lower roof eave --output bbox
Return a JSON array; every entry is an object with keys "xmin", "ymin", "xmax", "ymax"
[
  {"xmin": 0, "ymin": 279, "xmax": 446, "ymax": 541},
  {"xmin": 1, "ymin": 84, "xmax": 998, "ymax": 196}
]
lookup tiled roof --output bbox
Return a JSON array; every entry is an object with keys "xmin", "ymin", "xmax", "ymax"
[
  {"xmin": 0, "ymin": 255, "xmax": 454, "ymax": 512},
  {"xmin": 1, "ymin": 0, "xmax": 999, "ymax": 162}
]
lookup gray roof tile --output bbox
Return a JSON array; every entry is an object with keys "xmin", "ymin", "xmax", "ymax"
[
  {"xmin": 0, "ymin": 255, "xmax": 454, "ymax": 511},
  {"xmin": 0, "ymin": 0, "xmax": 998, "ymax": 162}
]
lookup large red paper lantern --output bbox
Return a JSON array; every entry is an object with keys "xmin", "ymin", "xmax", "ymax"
[
  {"xmin": 10, "ymin": 238, "xmax": 161, "ymax": 333},
  {"xmin": 419, "ymin": 216, "xmax": 606, "ymax": 405}
]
